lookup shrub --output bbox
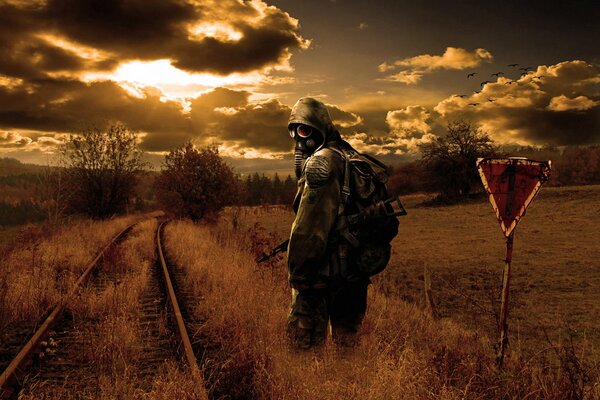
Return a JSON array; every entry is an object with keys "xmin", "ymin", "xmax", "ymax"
[
  {"xmin": 419, "ymin": 120, "xmax": 497, "ymax": 203},
  {"xmin": 154, "ymin": 143, "xmax": 240, "ymax": 221},
  {"xmin": 63, "ymin": 122, "xmax": 146, "ymax": 219}
]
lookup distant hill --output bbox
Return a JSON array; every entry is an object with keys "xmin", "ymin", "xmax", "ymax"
[{"xmin": 0, "ymin": 157, "xmax": 46, "ymax": 177}]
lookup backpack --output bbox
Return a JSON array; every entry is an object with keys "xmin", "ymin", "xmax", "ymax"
[{"xmin": 330, "ymin": 146, "xmax": 405, "ymax": 277}]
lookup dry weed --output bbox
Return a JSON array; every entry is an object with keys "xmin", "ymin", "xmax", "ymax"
[{"xmin": 165, "ymin": 210, "xmax": 599, "ymax": 399}]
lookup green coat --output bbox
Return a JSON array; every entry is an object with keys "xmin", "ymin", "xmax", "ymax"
[
  {"xmin": 288, "ymin": 146, "xmax": 345, "ymax": 289},
  {"xmin": 286, "ymin": 97, "xmax": 350, "ymax": 289}
]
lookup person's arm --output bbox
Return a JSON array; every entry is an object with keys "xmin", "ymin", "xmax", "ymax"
[{"xmin": 287, "ymin": 149, "xmax": 342, "ymax": 289}]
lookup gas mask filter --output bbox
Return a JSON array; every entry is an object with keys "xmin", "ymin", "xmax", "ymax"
[{"xmin": 290, "ymin": 124, "xmax": 322, "ymax": 178}]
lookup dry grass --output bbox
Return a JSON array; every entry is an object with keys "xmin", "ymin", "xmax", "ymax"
[
  {"xmin": 166, "ymin": 202, "xmax": 600, "ymax": 399},
  {"xmin": 0, "ymin": 215, "xmax": 140, "ymax": 334},
  {"xmin": 21, "ymin": 218, "xmax": 205, "ymax": 399},
  {"xmin": 231, "ymin": 186, "xmax": 600, "ymax": 357},
  {"xmin": 5, "ymin": 184, "xmax": 599, "ymax": 398}
]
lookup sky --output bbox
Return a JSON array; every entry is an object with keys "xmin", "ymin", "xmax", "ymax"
[{"xmin": 0, "ymin": 0, "xmax": 598, "ymax": 174}]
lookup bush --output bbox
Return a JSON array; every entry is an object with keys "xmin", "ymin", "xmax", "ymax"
[
  {"xmin": 63, "ymin": 122, "xmax": 146, "ymax": 219},
  {"xmin": 419, "ymin": 120, "xmax": 497, "ymax": 203},
  {"xmin": 387, "ymin": 161, "xmax": 427, "ymax": 195},
  {"xmin": 154, "ymin": 143, "xmax": 240, "ymax": 221}
]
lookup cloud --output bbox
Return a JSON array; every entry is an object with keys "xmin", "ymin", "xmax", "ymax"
[
  {"xmin": 392, "ymin": 47, "xmax": 493, "ymax": 71},
  {"xmin": 342, "ymin": 106, "xmax": 435, "ymax": 156},
  {"xmin": 327, "ymin": 104, "xmax": 363, "ymax": 128},
  {"xmin": 0, "ymin": 0, "xmax": 313, "ymax": 165},
  {"xmin": 547, "ymin": 95, "xmax": 598, "ymax": 111},
  {"xmin": 386, "ymin": 106, "xmax": 432, "ymax": 136},
  {"xmin": 0, "ymin": 131, "xmax": 32, "ymax": 148},
  {"xmin": 431, "ymin": 60, "xmax": 600, "ymax": 146},
  {"xmin": 381, "ymin": 70, "xmax": 424, "ymax": 84},
  {"xmin": 379, "ymin": 47, "xmax": 493, "ymax": 85},
  {"xmin": 191, "ymin": 96, "xmax": 292, "ymax": 153},
  {"xmin": 0, "ymin": 0, "xmax": 307, "ymax": 79}
]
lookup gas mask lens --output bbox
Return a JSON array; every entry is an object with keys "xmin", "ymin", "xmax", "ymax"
[
  {"xmin": 296, "ymin": 124, "xmax": 312, "ymax": 138},
  {"xmin": 289, "ymin": 124, "xmax": 313, "ymax": 139}
]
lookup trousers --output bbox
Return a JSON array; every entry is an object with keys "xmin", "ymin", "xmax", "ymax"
[{"xmin": 287, "ymin": 279, "xmax": 368, "ymax": 349}]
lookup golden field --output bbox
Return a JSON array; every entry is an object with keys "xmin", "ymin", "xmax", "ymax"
[
  {"xmin": 237, "ymin": 185, "xmax": 600, "ymax": 357},
  {"xmin": 162, "ymin": 185, "xmax": 600, "ymax": 399},
  {"xmin": 1, "ymin": 184, "xmax": 598, "ymax": 399}
]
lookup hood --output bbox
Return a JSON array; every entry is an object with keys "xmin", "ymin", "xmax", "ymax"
[{"xmin": 288, "ymin": 97, "xmax": 336, "ymax": 150}]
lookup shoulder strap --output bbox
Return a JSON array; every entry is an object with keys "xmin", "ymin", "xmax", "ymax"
[
  {"xmin": 327, "ymin": 146, "xmax": 361, "ymax": 248},
  {"xmin": 327, "ymin": 147, "xmax": 351, "ymax": 207}
]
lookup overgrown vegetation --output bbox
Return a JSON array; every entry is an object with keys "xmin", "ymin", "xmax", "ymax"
[
  {"xmin": 0, "ymin": 215, "xmax": 137, "ymax": 335},
  {"xmin": 154, "ymin": 143, "xmax": 240, "ymax": 221},
  {"xmin": 63, "ymin": 123, "xmax": 147, "ymax": 219},
  {"xmin": 165, "ymin": 209, "xmax": 599, "ymax": 399},
  {"xmin": 18, "ymin": 219, "xmax": 205, "ymax": 399},
  {"xmin": 242, "ymin": 172, "xmax": 296, "ymax": 206},
  {"xmin": 418, "ymin": 120, "xmax": 497, "ymax": 203},
  {"xmin": 386, "ymin": 129, "xmax": 600, "ymax": 202},
  {"xmin": 0, "ymin": 199, "xmax": 45, "ymax": 226}
]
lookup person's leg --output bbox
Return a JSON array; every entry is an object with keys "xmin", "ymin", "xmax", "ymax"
[
  {"xmin": 329, "ymin": 280, "xmax": 368, "ymax": 347},
  {"xmin": 287, "ymin": 288, "xmax": 329, "ymax": 349}
]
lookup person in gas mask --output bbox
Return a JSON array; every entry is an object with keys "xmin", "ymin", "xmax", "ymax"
[{"xmin": 287, "ymin": 97, "xmax": 369, "ymax": 349}]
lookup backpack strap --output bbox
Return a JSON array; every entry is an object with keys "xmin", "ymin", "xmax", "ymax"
[
  {"xmin": 328, "ymin": 146, "xmax": 360, "ymax": 248},
  {"xmin": 328, "ymin": 147, "xmax": 351, "ymax": 209}
]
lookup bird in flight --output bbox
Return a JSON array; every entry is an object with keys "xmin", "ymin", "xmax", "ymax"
[
  {"xmin": 473, "ymin": 90, "xmax": 481, "ymax": 94},
  {"xmin": 505, "ymin": 81, "xmax": 515, "ymax": 85},
  {"xmin": 519, "ymin": 66, "xmax": 533, "ymax": 71},
  {"xmin": 535, "ymin": 75, "xmax": 546, "ymax": 79},
  {"xmin": 467, "ymin": 72, "xmax": 477, "ymax": 78},
  {"xmin": 507, "ymin": 63, "xmax": 519, "ymax": 67},
  {"xmin": 469, "ymin": 103, "xmax": 480, "ymax": 106},
  {"xmin": 480, "ymin": 80, "xmax": 491, "ymax": 87},
  {"xmin": 488, "ymin": 98, "xmax": 496, "ymax": 102},
  {"xmin": 491, "ymin": 72, "xmax": 504, "ymax": 77},
  {"xmin": 453, "ymin": 94, "xmax": 468, "ymax": 98}
]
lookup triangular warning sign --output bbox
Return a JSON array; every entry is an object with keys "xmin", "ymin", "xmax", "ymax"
[{"xmin": 477, "ymin": 157, "xmax": 551, "ymax": 237}]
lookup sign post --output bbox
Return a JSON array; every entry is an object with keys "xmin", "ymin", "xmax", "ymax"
[{"xmin": 476, "ymin": 157, "xmax": 551, "ymax": 368}]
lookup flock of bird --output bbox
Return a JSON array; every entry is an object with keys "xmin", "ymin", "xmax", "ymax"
[{"xmin": 453, "ymin": 63, "xmax": 544, "ymax": 107}]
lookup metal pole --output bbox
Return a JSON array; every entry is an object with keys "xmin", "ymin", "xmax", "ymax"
[{"xmin": 497, "ymin": 231, "xmax": 514, "ymax": 368}]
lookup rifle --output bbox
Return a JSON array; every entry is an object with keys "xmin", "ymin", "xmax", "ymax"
[
  {"xmin": 255, "ymin": 195, "xmax": 407, "ymax": 264},
  {"xmin": 256, "ymin": 239, "xmax": 289, "ymax": 264}
]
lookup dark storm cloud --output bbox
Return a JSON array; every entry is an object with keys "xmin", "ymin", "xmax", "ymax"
[
  {"xmin": 0, "ymin": 2, "xmax": 119, "ymax": 79},
  {"xmin": 188, "ymin": 88, "xmax": 291, "ymax": 152},
  {"xmin": 0, "ymin": 80, "xmax": 288, "ymax": 155},
  {"xmin": 0, "ymin": 0, "xmax": 306, "ymax": 79},
  {"xmin": 0, "ymin": 0, "xmax": 308, "ymax": 160},
  {"xmin": 499, "ymin": 107, "xmax": 600, "ymax": 146},
  {"xmin": 0, "ymin": 78, "xmax": 192, "ymax": 148}
]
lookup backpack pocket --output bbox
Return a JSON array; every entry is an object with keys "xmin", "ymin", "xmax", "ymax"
[{"xmin": 351, "ymin": 241, "xmax": 391, "ymax": 277}]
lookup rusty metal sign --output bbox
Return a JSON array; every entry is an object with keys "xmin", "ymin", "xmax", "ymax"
[
  {"xmin": 476, "ymin": 156, "xmax": 551, "ymax": 368},
  {"xmin": 476, "ymin": 157, "xmax": 551, "ymax": 237}
]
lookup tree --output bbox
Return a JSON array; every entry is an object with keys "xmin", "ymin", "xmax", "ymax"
[
  {"xmin": 154, "ymin": 143, "xmax": 240, "ymax": 221},
  {"xmin": 272, "ymin": 173, "xmax": 283, "ymax": 204},
  {"xmin": 419, "ymin": 120, "xmax": 497, "ymax": 203},
  {"xmin": 64, "ymin": 122, "xmax": 146, "ymax": 218},
  {"xmin": 282, "ymin": 174, "xmax": 297, "ymax": 205}
]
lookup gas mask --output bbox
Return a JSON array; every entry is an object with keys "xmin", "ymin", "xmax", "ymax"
[{"xmin": 289, "ymin": 124, "xmax": 324, "ymax": 178}]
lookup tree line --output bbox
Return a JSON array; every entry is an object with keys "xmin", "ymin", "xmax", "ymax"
[
  {"xmin": 242, "ymin": 173, "xmax": 296, "ymax": 206},
  {"xmin": 1, "ymin": 120, "xmax": 599, "ymax": 225}
]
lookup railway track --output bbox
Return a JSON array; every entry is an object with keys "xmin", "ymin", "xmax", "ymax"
[{"xmin": 0, "ymin": 219, "xmax": 207, "ymax": 399}]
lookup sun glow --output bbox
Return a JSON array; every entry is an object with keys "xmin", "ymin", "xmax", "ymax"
[{"xmin": 83, "ymin": 59, "xmax": 264, "ymax": 98}]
